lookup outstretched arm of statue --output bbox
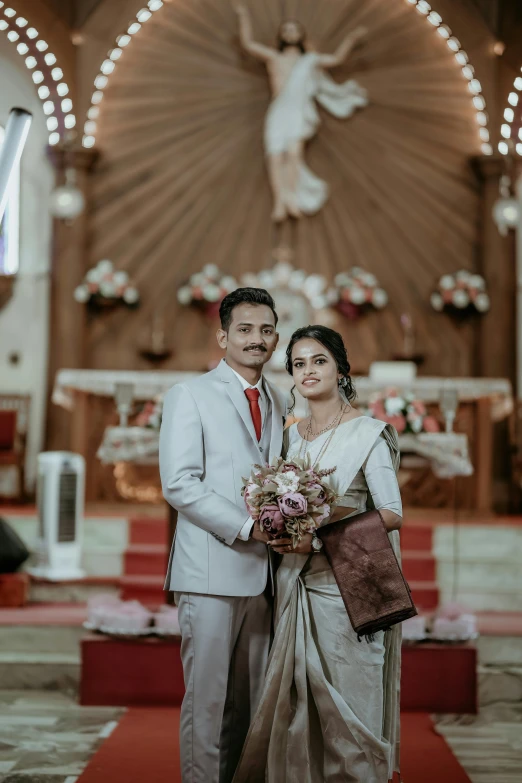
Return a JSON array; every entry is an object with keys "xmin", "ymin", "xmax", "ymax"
[
  {"xmin": 235, "ymin": 4, "xmax": 276, "ymax": 61},
  {"xmin": 317, "ymin": 25, "xmax": 367, "ymax": 68}
]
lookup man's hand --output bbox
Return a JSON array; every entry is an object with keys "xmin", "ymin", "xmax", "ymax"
[
  {"xmin": 250, "ymin": 522, "xmax": 271, "ymax": 544},
  {"xmin": 268, "ymin": 533, "xmax": 313, "ymax": 555}
]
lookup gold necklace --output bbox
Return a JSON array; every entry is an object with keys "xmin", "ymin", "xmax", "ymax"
[
  {"xmin": 298, "ymin": 403, "xmax": 348, "ymax": 468},
  {"xmin": 308, "ymin": 404, "xmax": 345, "ymax": 438}
]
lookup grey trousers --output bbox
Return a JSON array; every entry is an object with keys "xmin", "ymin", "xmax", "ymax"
[{"xmin": 175, "ymin": 590, "xmax": 272, "ymax": 783}]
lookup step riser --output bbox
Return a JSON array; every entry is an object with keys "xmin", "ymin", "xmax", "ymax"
[
  {"xmin": 130, "ymin": 520, "xmax": 168, "ymax": 546},
  {"xmin": 124, "ymin": 552, "xmax": 166, "ymax": 576},
  {"xmin": 0, "ymin": 661, "xmax": 79, "ymax": 692},
  {"xmin": 121, "ymin": 587, "xmax": 166, "ymax": 606},
  {"xmin": 0, "ymin": 626, "xmax": 84, "ymax": 654},
  {"xmin": 400, "ymin": 528, "xmax": 433, "ymax": 551},
  {"xmin": 411, "ymin": 587, "xmax": 439, "ymax": 610},
  {"xmin": 402, "ymin": 560, "xmax": 436, "ymax": 582},
  {"xmin": 31, "ymin": 583, "xmax": 120, "ymax": 604}
]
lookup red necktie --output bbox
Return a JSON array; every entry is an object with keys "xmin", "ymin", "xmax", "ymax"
[{"xmin": 245, "ymin": 388, "xmax": 262, "ymax": 441}]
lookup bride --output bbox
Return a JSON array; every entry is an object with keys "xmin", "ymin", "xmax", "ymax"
[{"xmin": 233, "ymin": 325, "xmax": 403, "ymax": 783}]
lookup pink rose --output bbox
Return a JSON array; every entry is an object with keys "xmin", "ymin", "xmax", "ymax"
[
  {"xmin": 385, "ymin": 414, "xmax": 407, "ymax": 434},
  {"xmin": 369, "ymin": 400, "xmax": 387, "ymax": 420},
  {"xmin": 281, "ymin": 462, "xmax": 299, "ymax": 473},
  {"xmin": 244, "ymin": 485, "xmax": 259, "ymax": 520},
  {"xmin": 423, "ymin": 416, "xmax": 440, "ymax": 433},
  {"xmin": 308, "ymin": 482, "xmax": 326, "ymax": 506},
  {"xmin": 278, "ymin": 492, "xmax": 307, "ymax": 518},
  {"xmin": 412, "ymin": 400, "xmax": 426, "ymax": 416},
  {"xmin": 259, "ymin": 504, "xmax": 285, "ymax": 536}
]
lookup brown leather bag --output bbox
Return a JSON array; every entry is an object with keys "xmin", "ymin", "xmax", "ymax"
[{"xmin": 317, "ymin": 509, "xmax": 417, "ymax": 638}]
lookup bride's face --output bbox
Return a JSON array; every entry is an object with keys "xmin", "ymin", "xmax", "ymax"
[{"xmin": 290, "ymin": 338, "xmax": 341, "ymax": 401}]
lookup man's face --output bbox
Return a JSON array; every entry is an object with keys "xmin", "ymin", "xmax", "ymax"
[{"xmin": 217, "ymin": 303, "xmax": 279, "ymax": 370}]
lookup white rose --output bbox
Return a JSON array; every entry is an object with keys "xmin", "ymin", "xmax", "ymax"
[
  {"xmin": 97, "ymin": 259, "xmax": 113, "ymax": 274},
  {"xmin": 349, "ymin": 286, "xmax": 366, "ymax": 305},
  {"xmin": 203, "ymin": 283, "xmax": 221, "ymax": 302},
  {"xmin": 74, "ymin": 285, "xmax": 90, "ymax": 303},
  {"xmin": 439, "ymin": 275, "xmax": 454, "ymax": 291},
  {"xmin": 190, "ymin": 273, "xmax": 204, "ymax": 287},
  {"xmin": 241, "ymin": 273, "xmax": 258, "ymax": 287},
  {"xmin": 385, "ymin": 396, "xmax": 405, "ymax": 415},
  {"xmin": 363, "ymin": 273, "xmax": 378, "ymax": 287},
  {"xmin": 452, "ymin": 289, "xmax": 469, "ymax": 308},
  {"xmin": 86, "ymin": 268, "xmax": 100, "ymax": 283},
  {"xmin": 469, "ymin": 274, "xmax": 485, "ymax": 291},
  {"xmin": 326, "ymin": 288, "xmax": 339, "ymax": 305},
  {"xmin": 351, "ymin": 266, "xmax": 363, "ymax": 277},
  {"xmin": 475, "ymin": 293, "xmax": 490, "ymax": 312},
  {"xmin": 202, "ymin": 264, "xmax": 220, "ymax": 280},
  {"xmin": 456, "ymin": 269, "xmax": 471, "ymax": 282},
  {"xmin": 177, "ymin": 286, "xmax": 192, "ymax": 305},
  {"xmin": 372, "ymin": 288, "xmax": 388, "ymax": 308},
  {"xmin": 258, "ymin": 270, "xmax": 273, "ymax": 289},
  {"xmin": 123, "ymin": 287, "xmax": 139, "ymax": 304},
  {"xmin": 410, "ymin": 416, "xmax": 423, "ymax": 433},
  {"xmin": 100, "ymin": 281, "xmax": 115, "ymax": 297},
  {"xmin": 311, "ymin": 295, "xmax": 327, "ymax": 310},
  {"xmin": 334, "ymin": 273, "xmax": 350, "ymax": 287},
  {"xmin": 221, "ymin": 276, "xmax": 237, "ymax": 292},
  {"xmin": 113, "ymin": 270, "xmax": 129, "ymax": 286},
  {"xmin": 288, "ymin": 270, "xmax": 306, "ymax": 291},
  {"xmin": 274, "ymin": 471, "xmax": 299, "ymax": 494},
  {"xmin": 303, "ymin": 274, "xmax": 327, "ymax": 297},
  {"xmin": 431, "ymin": 292, "xmax": 444, "ymax": 311}
]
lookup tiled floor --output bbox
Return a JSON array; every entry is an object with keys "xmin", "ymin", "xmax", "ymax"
[
  {"xmin": 436, "ymin": 714, "xmax": 522, "ymax": 783},
  {"xmin": 0, "ymin": 691, "xmax": 123, "ymax": 783}
]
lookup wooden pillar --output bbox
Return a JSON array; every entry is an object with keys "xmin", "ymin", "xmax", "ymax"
[
  {"xmin": 45, "ymin": 145, "xmax": 98, "ymax": 452},
  {"xmin": 472, "ymin": 155, "xmax": 516, "ymax": 384}
]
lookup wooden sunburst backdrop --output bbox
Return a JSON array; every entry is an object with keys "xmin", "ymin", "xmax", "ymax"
[{"xmin": 87, "ymin": 0, "xmax": 484, "ymax": 375}]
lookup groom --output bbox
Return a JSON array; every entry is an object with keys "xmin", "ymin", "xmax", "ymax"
[{"xmin": 160, "ymin": 287, "xmax": 287, "ymax": 783}]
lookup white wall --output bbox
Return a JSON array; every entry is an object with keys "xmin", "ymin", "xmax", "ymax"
[{"xmin": 0, "ymin": 37, "xmax": 54, "ymax": 492}]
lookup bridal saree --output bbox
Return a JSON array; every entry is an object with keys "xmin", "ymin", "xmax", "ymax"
[{"xmin": 233, "ymin": 416, "xmax": 402, "ymax": 783}]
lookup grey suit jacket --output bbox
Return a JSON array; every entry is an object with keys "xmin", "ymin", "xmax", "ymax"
[{"xmin": 160, "ymin": 359, "xmax": 288, "ymax": 596}]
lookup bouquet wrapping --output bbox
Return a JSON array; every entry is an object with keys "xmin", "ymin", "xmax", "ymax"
[{"xmin": 242, "ymin": 456, "xmax": 337, "ymax": 545}]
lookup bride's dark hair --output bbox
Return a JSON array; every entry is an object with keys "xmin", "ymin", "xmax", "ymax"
[{"xmin": 285, "ymin": 325, "xmax": 357, "ymax": 413}]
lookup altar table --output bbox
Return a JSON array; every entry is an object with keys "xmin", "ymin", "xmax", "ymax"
[{"xmin": 54, "ymin": 369, "xmax": 512, "ymax": 511}]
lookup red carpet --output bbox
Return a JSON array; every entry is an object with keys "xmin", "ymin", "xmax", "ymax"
[
  {"xmin": 78, "ymin": 710, "xmax": 470, "ymax": 782},
  {"xmin": 78, "ymin": 707, "xmax": 180, "ymax": 783}
]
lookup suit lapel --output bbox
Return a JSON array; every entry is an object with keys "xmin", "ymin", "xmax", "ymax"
[
  {"xmin": 218, "ymin": 360, "xmax": 260, "ymax": 448},
  {"xmin": 263, "ymin": 378, "xmax": 284, "ymax": 463}
]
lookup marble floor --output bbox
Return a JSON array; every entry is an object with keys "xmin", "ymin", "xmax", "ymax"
[
  {"xmin": 0, "ymin": 691, "xmax": 123, "ymax": 782},
  {"xmin": 436, "ymin": 714, "xmax": 522, "ymax": 783},
  {"xmin": 0, "ymin": 690, "xmax": 521, "ymax": 782}
]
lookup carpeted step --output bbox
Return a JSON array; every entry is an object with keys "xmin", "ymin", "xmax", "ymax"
[
  {"xmin": 401, "ymin": 550, "xmax": 436, "ymax": 582},
  {"xmin": 400, "ymin": 524, "xmax": 433, "ymax": 552},
  {"xmin": 409, "ymin": 579, "xmax": 439, "ymax": 610},
  {"xmin": 124, "ymin": 545, "xmax": 167, "ymax": 576},
  {"xmin": 120, "ymin": 575, "xmax": 165, "ymax": 606},
  {"xmin": 129, "ymin": 517, "xmax": 168, "ymax": 546}
]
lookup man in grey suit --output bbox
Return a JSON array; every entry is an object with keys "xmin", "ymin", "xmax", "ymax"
[{"xmin": 160, "ymin": 288, "xmax": 287, "ymax": 783}]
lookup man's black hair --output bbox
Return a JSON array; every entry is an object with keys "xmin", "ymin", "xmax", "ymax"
[{"xmin": 219, "ymin": 287, "xmax": 278, "ymax": 331}]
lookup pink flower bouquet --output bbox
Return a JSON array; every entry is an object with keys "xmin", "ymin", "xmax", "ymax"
[
  {"xmin": 242, "ymin": 456, "xmax": 337, "ymax": 545},
  {"xmin": 366, "ymin": 388, "xmax": 440, "ymax": 435}
]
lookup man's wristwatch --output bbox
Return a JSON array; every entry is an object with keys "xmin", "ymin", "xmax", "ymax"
[{"xmin": 311, "ymin": 533, "xmax": 323, "ymax": 553}]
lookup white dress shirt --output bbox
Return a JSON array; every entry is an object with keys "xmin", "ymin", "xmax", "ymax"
[{"xmin": 228, "ymin": 364, "xmax": 267, "ymax": 541}]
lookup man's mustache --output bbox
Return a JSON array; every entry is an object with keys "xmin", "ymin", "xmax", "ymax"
[{"xmin": 244, "ymin": 345, "xmax": 267, "ymax": 352}]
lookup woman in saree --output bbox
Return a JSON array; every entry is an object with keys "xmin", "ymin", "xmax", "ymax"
[{"xmin": 233, "ymin": 325, "xmax": 403, "ymax": 783}]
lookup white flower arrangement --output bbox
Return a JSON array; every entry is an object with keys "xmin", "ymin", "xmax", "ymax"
[
  {"xmin": 430, "ymin": 270, "xmax": 490, "ymax": 315},
  {"xmin": 177, "ymin": 264, "xmax": 238, "ymax": 315},
  {"xmin": 74, "ymin": 260, "xmax": 139, "ymax": 308},
  {"xmin": 331, "ymin": 267, "xmax": 388, "ymax": 320},
  {"xmin": 241, "ymin": 261, "xmax": 338, "ymax": 311}
]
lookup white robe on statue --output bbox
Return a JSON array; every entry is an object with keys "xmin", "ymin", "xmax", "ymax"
[{"xmin": 264, "ymin": 51, "xmax": 368, "ymax": 214}]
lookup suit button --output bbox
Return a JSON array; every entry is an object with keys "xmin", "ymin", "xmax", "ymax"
[{"xmin": 259, "ymin": 446, "xmax": 263, "ymax": 452}]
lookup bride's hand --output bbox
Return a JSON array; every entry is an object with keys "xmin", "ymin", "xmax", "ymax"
[{"xmin": 269, "ymin": 533, "xmax": 313, "ymax": 555}]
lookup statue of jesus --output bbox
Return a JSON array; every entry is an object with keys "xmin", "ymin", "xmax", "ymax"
[{"xmin": 236, "ymin": 6, "xmax": 368, "ymax": 222}]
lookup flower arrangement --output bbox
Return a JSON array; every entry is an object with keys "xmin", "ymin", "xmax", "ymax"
[
  {"xmin": 135, "ymin": 396, "xmax": 163, "ymax": 430},
  {"xmin": 177, "ymin": 264, "xmax": 238, "ymax": 317},
  {"xmin": 331, "ymin": 267, "xmax": 388, "ymax": 320},
  {"xmin": 366, "ymin": 388, "xmax": 440, "ymax": 435},
  {"xmin": 74, "ymin": 260, "xmax": 139, "ymax": 307},
  {"xmin": 242, "ymin": 456, "xmax": 337, "ymax": 545},
  {"xmin": 430, "ymin": 270, "xmax": 490, "ymax": 315}
]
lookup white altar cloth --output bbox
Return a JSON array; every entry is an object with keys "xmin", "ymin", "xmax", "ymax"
[
  {"xmin": 97, "ymin": 426, "xmax": 472, "ymax": 480},
  {"xmin": 54, "ymin": 369, "xmax": 513, "ymax": 421}
]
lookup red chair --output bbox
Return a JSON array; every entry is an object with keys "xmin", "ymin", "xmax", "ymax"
[{"xmin": 0, "ymin": 396, "xmax": 30, "ymax": 502}]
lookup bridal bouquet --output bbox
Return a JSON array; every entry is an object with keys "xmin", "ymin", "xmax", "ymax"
[{"xmin": 242, "ymin": 457, "xmax": 337, "ymax": 545}]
